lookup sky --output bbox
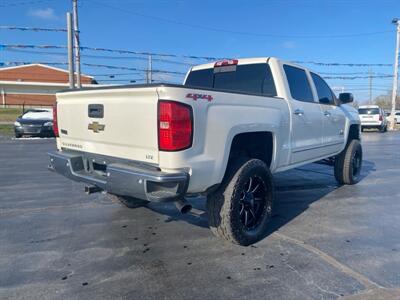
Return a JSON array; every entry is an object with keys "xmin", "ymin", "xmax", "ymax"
[{"xmin": 0, "ymin": 0, "xmax": 400, "ymax": 103}]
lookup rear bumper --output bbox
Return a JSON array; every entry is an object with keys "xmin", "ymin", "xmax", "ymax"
[
  {"xmin": 360, "ymin": 121, "xmax": 382, "ymax": 125},
  {"xmin": 48, "ymin": 151, "xmax": 189, "ymax": 202},
  {"xmin": 361, "ymin": 124, "xmax": 383, "ymax": 128}
]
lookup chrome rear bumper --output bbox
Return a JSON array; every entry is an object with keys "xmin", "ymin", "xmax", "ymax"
[{"xmin": 48, "ymin": 151, "xmax": 189, "ymax": 202}]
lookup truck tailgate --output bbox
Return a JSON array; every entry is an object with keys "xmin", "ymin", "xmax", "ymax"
[{"xmin": 56, "ymin": 87, "xmax": 159, "ymax": 164}]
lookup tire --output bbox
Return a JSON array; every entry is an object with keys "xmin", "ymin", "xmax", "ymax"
[
  {"xmin": 384, "ymin": 125, "xmax": 388, "ymax": 132},
  {"xmin": 361, "ymin": 127, "xmax": 364, "ymax": 132},
  {"xmin": 207, "ymin": 158, "xmax": 274, "ymax": 246},
  {"xmin": 108, "ymin": 193, "xmax": 149, "ymax": 208},
  {"xmin": 15, "ymin": 133, "xmax": 22, "ymax": 138},
  {"xmin": 334, "ymin": 139, "xmax": 362, "ymax": 185}
]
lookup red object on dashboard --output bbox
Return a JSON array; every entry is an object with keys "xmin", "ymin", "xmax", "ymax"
[
  {"xmin": 214, "ymin": 59, "xmax": 239, "ymax": 67},
  {"xmin": 158, "ymin": 100, "xmax": 193, "ymax": 151}
]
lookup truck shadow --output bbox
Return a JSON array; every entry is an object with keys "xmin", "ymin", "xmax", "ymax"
[{"xmin": 145, "ymin": 160, "xmax": 376, "ymax": 238}]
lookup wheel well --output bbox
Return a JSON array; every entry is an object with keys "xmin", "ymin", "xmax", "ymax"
[
  {"xmin": 228, "ymin": 132, "xmax": 273, "ymax": 168},
  {"xmin": 348, "ymin": 124, "xmax": 360, "ymax": 141}
]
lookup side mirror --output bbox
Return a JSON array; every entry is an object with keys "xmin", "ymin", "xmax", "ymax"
[{"xmin": 339, "ymin": 93, "xmax": 354, "ymax": 104}]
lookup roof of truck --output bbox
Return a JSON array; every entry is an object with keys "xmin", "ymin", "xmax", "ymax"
[{"xmin": 191, "ymin": 57, "xmax": 279, "ymax": 71}]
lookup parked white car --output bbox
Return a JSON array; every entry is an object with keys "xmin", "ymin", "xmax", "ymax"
[
  {"xmin": 48, "ymin": 57, "xmax": 362, "ymax": 245},
  {"xmin": 358, "ymin": 105, "xmax": 387, "ymax": 132}
]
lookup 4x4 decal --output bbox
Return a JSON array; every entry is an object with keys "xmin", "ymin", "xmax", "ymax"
[{"xmin": 186, "ymin": 93, "xmax": 213, "ymax": 102}]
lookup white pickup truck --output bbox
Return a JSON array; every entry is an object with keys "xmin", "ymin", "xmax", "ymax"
[{"xmin": 48, "ymin": 57, "xmax": 362, "ymax": 246}]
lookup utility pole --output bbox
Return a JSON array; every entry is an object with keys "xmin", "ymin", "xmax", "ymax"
[
  {"xmin": 67, "ymin": 12, "xmax": 75, "ymax": 89},
  {"xmin": 147, "ymin": 54, "xmax": 152, "ymax": 84},
  {"xmin": 390, "ymin": 18, "xmax": 400, "ymax": 130},
  {"xmin": 72, "ymin": 0, "xmax": 82, "ymax": 88},
  {"xmin": 1, "ymin": 88, "xmax": 6, "ymax": 108},
  {"xmin": 369, "ymin": 68, "xmax": 373, "ymax": 103}
]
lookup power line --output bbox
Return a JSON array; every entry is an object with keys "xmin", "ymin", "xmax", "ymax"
[
  {"xmin": 295, "ymin": 61, "xmax": 392, "ymax": 67},
  {"xmin": 323, "ymin": 75, "xmax": 394, "ymax": 79},
  {"xmin": 0, "ymin": 0, "xmax": 52, "ymax": 7},
  {"xmin": 0, "ymin": 26, "xmax": 67, "ymax": 32},
  {"xmin": 1, "ymin": 44, "xmax": 394, "ymax": 67},
  {"xmin": 2, "ymin": 48, "xmax": 195, "ymax": 66},
  {"xmin": 0, "ymin": 61, "xmax": 186, "ymax": 75},
  {"xmin": 318, "ymin": 71, "xmax": 393, "ymax": 76},
  {"xmin": 0, "ymin": 44, "xmax": 221, "ymax": 60},
  {"xmin": 87, "ymin": 0, "xmax": 394, "ymax": 39}
]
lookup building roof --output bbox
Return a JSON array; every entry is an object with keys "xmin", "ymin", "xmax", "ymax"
[{"xmin": 0, "ymin": 63, "xmax": 94, "ymax": 84}]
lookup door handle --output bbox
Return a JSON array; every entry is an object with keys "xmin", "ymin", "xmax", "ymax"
[
  {"xmin": 324, "ymin": 111, "xmax": 331, "ymax": 117},
  {"xmin": 294, "ymin": 109, "xmax": 304, "ymax": 116}
]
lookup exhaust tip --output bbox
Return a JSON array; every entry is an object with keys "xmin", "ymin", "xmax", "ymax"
[
  {"xmin": 175, "ymin": 198, "xmax": 192, "ymax": 214},
  {"xmin": 85, "ymin": 185, "xmax": 102, "ymax": 194}
]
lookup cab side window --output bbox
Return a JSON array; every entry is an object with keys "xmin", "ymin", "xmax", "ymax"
[
  {"xmin": 283, "ymin": 65, "xmax": 314, "ymax": 103},
  {"xmin": 311, "ymin": 72, "xmax": 336, "ymax": 105}
]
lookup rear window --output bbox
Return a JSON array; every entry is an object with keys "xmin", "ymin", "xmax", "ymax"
[
  {"xmin": 358, "ymin": 108, "xmax": 380, "ymax": 115},
  {"xmin": 185, "ymin": 63, "xmax": 277, "ymax": 97}
]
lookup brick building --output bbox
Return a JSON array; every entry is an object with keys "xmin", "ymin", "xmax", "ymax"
[{"xmin": 0, "ymin": 64, "xmax": 97, "ymax": 107}]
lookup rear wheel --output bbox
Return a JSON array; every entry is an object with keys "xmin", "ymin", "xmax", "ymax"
[
  {"xmin": 334, "ymin": 139, "xmax": 362, "ymax": 185},
  {"xmin": 108, "ymin": 194, "xmax": 149, "ymax": 208},
  {"xmin": 207, "ymin": 158, "xmax": 274, "ymax": 246}
]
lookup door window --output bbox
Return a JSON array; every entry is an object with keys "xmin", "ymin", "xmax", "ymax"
[
  {"xmin": 311, "ymin": 73, "xmax": 336, "ymax": 105},
  {"xmin": 283, "ymin": 65, "xmax": 314, "ymax": 103}
]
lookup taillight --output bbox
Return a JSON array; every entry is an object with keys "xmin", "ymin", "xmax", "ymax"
[
  {"xmin": 158, "ymin": 100, "xmax": 193, "ymax": 151},
  {"xmin": 52, "ymin": 102, "xmax": 59, "ymax": 137},
  {"xmin": 214, "ymin": 59, "xmax": 238, "ymax": 67},
  {"xmin": 379, "ymin": 115, "xmax": 383, "ymax": 121}
]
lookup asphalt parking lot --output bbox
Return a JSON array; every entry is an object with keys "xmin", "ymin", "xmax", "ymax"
[{"xmin": 0, "ymin": 132, "xmax": 400, "ymax": 299}]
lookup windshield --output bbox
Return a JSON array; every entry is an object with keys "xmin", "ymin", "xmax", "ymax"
[{"xmin": 21, "ymin": 110, "xmax": 53, "ymax": 120}]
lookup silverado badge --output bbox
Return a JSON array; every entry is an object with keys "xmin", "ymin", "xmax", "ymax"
[{"xmin": 88, "ymin": 121, "xmax": 105, "ymax": 133}]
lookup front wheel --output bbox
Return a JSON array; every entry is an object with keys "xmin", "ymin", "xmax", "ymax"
[
  {"xmin": 207, "ymin": 159, "xmax": 274, "ymax": 246},
  {"xmin": 334, "ymin": 139, "xmax": 363, "ymax": 185}
]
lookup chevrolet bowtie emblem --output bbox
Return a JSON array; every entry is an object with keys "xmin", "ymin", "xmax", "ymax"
[{"xmin": 88, "ymin": 121, "xmax": 105, "ymax": 133}]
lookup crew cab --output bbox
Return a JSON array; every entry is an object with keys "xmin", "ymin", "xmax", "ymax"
[{"xmin": 48, "ymin": 57, "xmax": 362, "ymax": 246}]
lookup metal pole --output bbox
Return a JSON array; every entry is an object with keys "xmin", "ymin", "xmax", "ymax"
[
  {"xmin": 369, "ymin": 68, "xmax": 373, "ymax": 103},
  {"xmin": 1, "ymin": 88, "xmax": 5, "ymax": 108},
  {"xmin": 147, "ymin": 54, "xmax": 152, "ymax": 84},
  {"xmin": 67, "ymin": 12, "xmax": 75, "ymax": 89},
  {"xmin": 72, "ymin": 0, "xmax": 82, "ymax": 88},
  {"xmin": 390, "ymin": 19, "xmax": 400, "ymax": 130}
]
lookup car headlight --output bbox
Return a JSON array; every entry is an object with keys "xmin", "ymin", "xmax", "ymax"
[
  {"xmin": 44, "ymin": 121, "xmax": 53, "ymax": 127},
  {"xmin": 14, "ymin": 121, "xmax": 21, "ymax": 127}
]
